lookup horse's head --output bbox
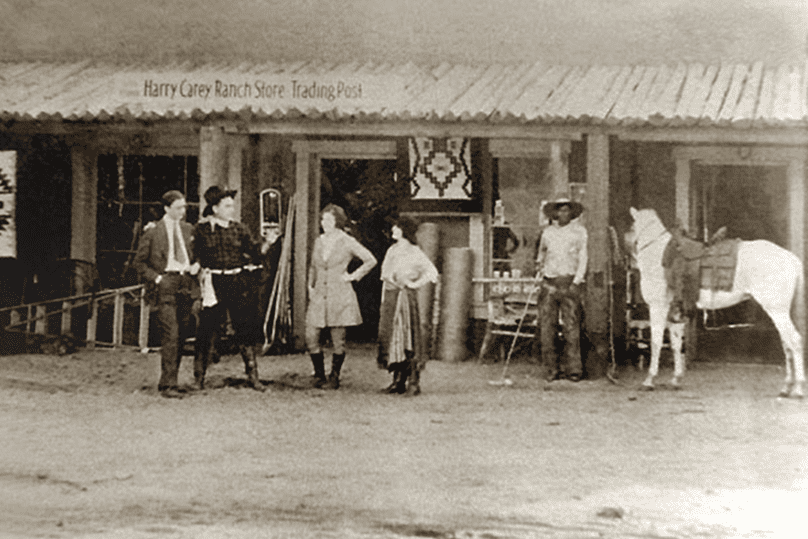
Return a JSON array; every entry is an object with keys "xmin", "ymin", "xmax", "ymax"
[{"xmin": 630, "ymin": 207, "xmax": 667, "ymax": 242}]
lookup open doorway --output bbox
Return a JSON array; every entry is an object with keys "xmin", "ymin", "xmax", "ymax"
[
  {"xmin": 690, "ymin": 163, "xmax": 789, "ymax": 362},
  {"xmin": 319, "ymin": 158, "xmax": 405, "ymax": 342},
  {"xmin": 692, "ymin": 164, "xmax": 788, "ymax": 246}
]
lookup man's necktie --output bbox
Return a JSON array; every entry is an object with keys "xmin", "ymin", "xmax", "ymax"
[{"xmin": 173, "ymin": 222, "xmax": 189, "ymax": 266}]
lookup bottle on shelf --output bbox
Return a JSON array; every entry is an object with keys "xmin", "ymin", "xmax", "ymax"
[{"xmin": 494, "ymin": 199, "xmax": 504, "ymax": 226}]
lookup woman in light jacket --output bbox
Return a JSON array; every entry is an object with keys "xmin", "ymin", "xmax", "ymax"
[
  {"xmin": 306, "ymin": 204, "xmax": 377, "ymax": 389},
  {"xmin": 377, "ymin": 216, "xmax": 438, "ymax": 395}
]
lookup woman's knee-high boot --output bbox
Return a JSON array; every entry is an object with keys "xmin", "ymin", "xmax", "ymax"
[
  {"xmin": 328, "ymin": 353, "xmax": 345, "ymax": 389},
  {"xmin": 310, "ymin": 352, "xmax": 327, "ymax": 388}
]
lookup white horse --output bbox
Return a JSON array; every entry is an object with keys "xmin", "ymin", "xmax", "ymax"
[{"xmin": 629, "ymin": 207, "xmax": 805, "ymax": 397}]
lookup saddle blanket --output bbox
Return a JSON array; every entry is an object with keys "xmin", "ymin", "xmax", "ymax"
[
  {"xmin": 699, "ymin": 239, "xmax": 740, "ymax": 292},
  {"xmin": 663, "ymin": 236, "xmax": 740, "ymax": 300}
]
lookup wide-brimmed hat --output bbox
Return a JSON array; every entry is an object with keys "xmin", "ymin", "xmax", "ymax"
[
  {"xmin": 203, "ymin": 186, "xmax": 237, "ymax": 208},
  {"xmin": 542, "ymin": 196, "xmax": 584, "ymax": 220}
]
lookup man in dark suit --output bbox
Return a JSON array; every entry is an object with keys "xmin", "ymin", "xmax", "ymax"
[{"xmin": 133, "ymin": 190, "xmax": 200, "ymax": 398}]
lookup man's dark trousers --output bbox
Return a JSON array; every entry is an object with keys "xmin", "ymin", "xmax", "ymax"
[
  {"xmin": 156, "ymin": 273, "xmax": 196, "ymax": 391},
  {"xmin": 540, "ymin": 276, "xmax": 583, "ymax": 379}
]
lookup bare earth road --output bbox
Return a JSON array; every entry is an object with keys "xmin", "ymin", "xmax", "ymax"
[{"xmin": 1, "ymin": 344, "xmax": 806, "ymax": 538}]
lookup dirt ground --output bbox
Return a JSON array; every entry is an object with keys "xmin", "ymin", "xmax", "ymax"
[{"xmin": 1, "ymin": 343, "xmax": 807, "ymax": 539}]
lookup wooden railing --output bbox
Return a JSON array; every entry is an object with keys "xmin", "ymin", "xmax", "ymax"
[{"xmin": 1, "ymin": 284, "xmax": 150, "ymax": 350}]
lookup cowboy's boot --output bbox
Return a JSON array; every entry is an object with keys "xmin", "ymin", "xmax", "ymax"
[
  {"xmin": 310, "ymin": 352, "xmax": 327, "ymax": 388},
  {"xmin": 193, "ymin": 332, "xmax": 217, "ymax": 391},
  {"xmin": 240, "ymin": 344, "xmax": 266, "ymax": 392},
  {"xmin": 327, "ymin": 353, "xmax": 345, "ymax": 390}
]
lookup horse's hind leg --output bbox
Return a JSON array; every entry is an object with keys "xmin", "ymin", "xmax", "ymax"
[
  {"xmin": 668, "ymin": 321, "xmax": 686, "ymax": 388},
  {"xmin": 642, "ymin": 305, "xmax": 667, "ymax": 390},
  {"xmin": 768, "ymin": 310, "xmax": 803, "ymax": 398}
]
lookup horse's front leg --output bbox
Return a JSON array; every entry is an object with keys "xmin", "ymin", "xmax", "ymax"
[
  {"xmin": 668, "ymin": 321, "xmax": 686, "ymax": 388},
  {"xmin": 642, "ymin": 305, "xmax": 667, "ymax": 390},
  {"xmin": 779, "ymin": 349, "xmax": 795, "ymax": 398}
]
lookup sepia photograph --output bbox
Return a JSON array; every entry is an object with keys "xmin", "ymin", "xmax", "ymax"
[{"xmin": 0, "ymin": 1, "xmax": 807, "ymax": 537}]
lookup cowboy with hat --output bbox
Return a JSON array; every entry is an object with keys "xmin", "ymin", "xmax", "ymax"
[
  {"xmin": 536, "ymin": 194, "xmax": 588, "ymax": 382},
  {"xmin": 542, "ymin": 196, "xmax": 584, "ymax": 222},
  {"xmin": 192, "ymin": 185, "xmax": 279, "ymax": 392}
]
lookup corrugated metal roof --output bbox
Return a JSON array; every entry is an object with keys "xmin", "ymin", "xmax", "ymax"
[{"xmin": 0, "ymin": 60, "xmax": 806, "ymax": 127}]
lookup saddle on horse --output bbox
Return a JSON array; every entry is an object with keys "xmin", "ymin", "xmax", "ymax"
[{"xmin": 662, "ymin": 226, "xmax": 740, "ymax": 322}]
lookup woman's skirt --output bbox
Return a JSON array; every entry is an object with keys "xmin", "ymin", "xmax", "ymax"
[{"xmin": 377, "ymin": 286, "xmax": 424, "ymax": 369}]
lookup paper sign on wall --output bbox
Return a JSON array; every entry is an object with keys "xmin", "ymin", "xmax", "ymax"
[{"xmin": 0, "ymin": 151, "xmax": 16, "ymax": 258}]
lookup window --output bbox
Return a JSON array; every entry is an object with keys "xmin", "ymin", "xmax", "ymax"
[{"xmin": 96, "ymin": 155, "xmax": 199, "ymax": 288}]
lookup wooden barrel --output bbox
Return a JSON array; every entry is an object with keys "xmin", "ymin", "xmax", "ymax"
[{"xmin": 438, "ymin": 247, "xmax": 473, "ymax": 362}]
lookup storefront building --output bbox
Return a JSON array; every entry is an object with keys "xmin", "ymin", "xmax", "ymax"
[{"xmin": 0, "ymin": 60, "xmax": 806, "ymax": 372}]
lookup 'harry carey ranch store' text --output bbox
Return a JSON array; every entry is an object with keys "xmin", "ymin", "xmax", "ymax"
[{"xmin": 143, "ymin": 79, "xmax": 365, "ymax": 101}]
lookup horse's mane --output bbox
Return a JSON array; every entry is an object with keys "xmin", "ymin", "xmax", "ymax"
[{"xmin": 632, "ymin": 208, "xmax": 668, "ymax": 240}]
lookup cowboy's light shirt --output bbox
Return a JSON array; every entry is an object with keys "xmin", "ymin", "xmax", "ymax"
[{"xmin": 537, "ymin": 220, "xmax": 588, "ymax": 284}]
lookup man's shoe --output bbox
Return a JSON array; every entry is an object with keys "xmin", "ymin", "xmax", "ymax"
[
  {"xmin": 160, "ymin": 388, "xmax": 184, "ymax": 399},
  {"xmin": 567, "ymin": 374, "xmax": 582, "ymax": 382}
]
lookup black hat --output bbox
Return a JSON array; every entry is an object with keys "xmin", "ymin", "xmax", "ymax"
[
  {"xmin": 542, "ymin": 196, "xmax": 584, "ymax": 220},
  {"xmin": 204, "ymin": 186, "xmax": 237, "ymax": 208}
]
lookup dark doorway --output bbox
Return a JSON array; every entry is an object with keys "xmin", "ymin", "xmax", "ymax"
[
  {"xmin": 96, "ymin": 155, "xmax": 199, "ymax": 289},
  {"xmin": 319, "ymin": 158, "xmax": 406, "ymax": 342},
  {"xmin": 692, "ymin": 164, "xmax": 788, "ymax": 246},
  {"xmin": 691, "ymin": 163, "xmax": 788, "ymax": 363}
]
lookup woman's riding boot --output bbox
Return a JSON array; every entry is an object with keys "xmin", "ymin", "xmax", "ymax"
[
  {"xmin": 240, "ymin": 344, "xmax": 266, "ymax": 392},
  {"xmin": 310, "ymin": 352, "xmax": 327, "ymax": 388},
  {"xmin": 385, "ymin": 366, "xmax": 402, "ymax": 393},
  {"xmin": 328, "ymin": 353, "xmax": 345, "ymax": 390},
  {"xmin": 376, "ymin": 349, "xmax": 388, "ymax": 370},
  {"xmin": 394, "ymin": 361, "xmax": 410, "ymax": 394},
  {"xmin": 406, "ymin": 363, "xmax": 421, "ymax": 396}
]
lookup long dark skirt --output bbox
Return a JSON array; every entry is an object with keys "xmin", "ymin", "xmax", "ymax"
[{"xmin": 377, "ymin": 286, "xmax": 424, "ymax": 392}]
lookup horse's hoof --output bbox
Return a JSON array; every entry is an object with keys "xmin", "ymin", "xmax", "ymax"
[
  {"xmin": 790, "ymin": 388, "xmax": 804, "ymax": 399},
  {"xmin": 778, "ymin": 390, "xmax": 790, "ymax": 398},
  {"xmin": 640, "ymin": 384, "xmax": 655, "ymax": 392}
]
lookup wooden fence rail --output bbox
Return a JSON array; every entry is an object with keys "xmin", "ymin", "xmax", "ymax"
[{"xmin": 1, "ymin": 284, "xmax": 149, "ymax": 350}]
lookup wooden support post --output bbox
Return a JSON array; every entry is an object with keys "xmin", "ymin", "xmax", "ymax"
[
  {"xmin": 112, "ymin": 292, "xmax": 125, "ymax": 347},
  {"xmin": 9, "ymin": 309, "xmax": 20, "ymax": 330},
  {"xmin": 139, "ymin": 287, "xmax": 150, "ymax": 350},
  {"xmin": 550, "ymin": 140, "xmax": 570, "ymax": 195},
  {"xmin": 585, "ymin": 133, "xmax": 610, "ymax": 379},
  {"xmin": 61, "ymin": 301, "xmax": 72, "ymax": 335},
  {"xmin": 199, "ymin": 125, "xmax": 228, "ymax": 216},
  {"xmin": 70, "ymin": 146, "xmax": 98, "ymax": 283},
  {"xmin": 788, "ymin": 159, "xmax": 806, "ymax": 345},
  {"xmin": 292, "ymin": 142, "xmax": 312, "ymax": 351},
  {"xmin": 86, "ymin": 297, "xmax": 98, "ymax": 349},
  {"xmin": 35, "ymin": 305, "xmax": 46, "ymax": 335},
  {"xmin": 674, "ymin": 157, "xmax": 691, "ymax": 233}
]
